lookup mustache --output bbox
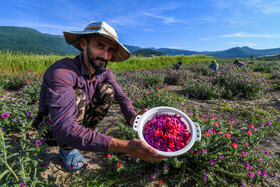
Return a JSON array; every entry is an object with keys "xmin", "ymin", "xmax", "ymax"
[{"xmin": 95, "ymin": 56, "xmax": 108, "ymax": 63}]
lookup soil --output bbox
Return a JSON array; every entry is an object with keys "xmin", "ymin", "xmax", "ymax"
[{"xmin": 3, "ymin": 86, "xmax": 280, "ymax": 186}]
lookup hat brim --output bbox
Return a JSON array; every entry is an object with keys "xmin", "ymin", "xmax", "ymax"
[{"xmin": 63, "ymin": 30, "xmax": 130, "ymax": 62}]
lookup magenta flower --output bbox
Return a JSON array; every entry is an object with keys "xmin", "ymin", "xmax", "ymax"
[
  {"xmin": 164, "ymin": 164, "xmax": 168, "ymax": 170},
  {"xmin": 273, "ymin": 173, "xmax": 278, "ymax": 177},
  {"xmin": 150, "ymin": 173, "xmax": 155, "ymax": 179},
  {"xmin": 1, "ymin": 112, "xmax": 9, "ymax": 120},
  {"xmin": 20, "ymin": 184, "xmax": 25, "ymax": 187},
  {"xmin": 195, "ymin": 152, "xmax": 199, "ymax": 156},
  {"xmin": 1, "ymin": 127, "xmax": 4, "ymax": 131},
  {"xmin": 203, "ymin": 175, "xmax": 207, "ymax": 181},
  {"xmin": 219, "ymin": 154, "xmax": 223, "ymax": 159},
  {"xmin": 248, "ymin": 171, "xmax": 254, "ymax": 178},
  {"xmin": 244, "ymin": 142, "xmax": 248, "ymax": 146},
  {"xmin": 70, "ymin": 164, "xmax": 74, "ymax": 171},
  {"xmin": 189, "ymin": 149, "xmax": 194, "ymax": 154},
  {"xmin": 36, "ymin": 140, "xmax": 41, "ymax": 147},
  {"xmin": 264, "ymin": 152, "xmax": 268, "ymax": 155},
  {"xmin": 267, "ymin": 122, "xmax": 272, "ymax": 126},
  {"xmin": 258, "ymin": 157, "xmax": 262, "ymax": 162},
  {"xmin": 26, "ymin": 112, "xmax": 31, "ymax": 118},
  {"xmin": 256, "ymin": 170, "xmax": 261, "ymax": 175},
  {"xmin": 241, "ymin": 151, "xmax": 247, "ymax": 156},
  {"xmin": 83, "ymin": 163, "xmax": 88, "ymax": 169},
  {"xmin": 261, "ymin": 171, "xmax": 267, "ymax": 177},
  {"xmin": 156, "ymin": 168, "xmax": 161, "ymax": 172}
]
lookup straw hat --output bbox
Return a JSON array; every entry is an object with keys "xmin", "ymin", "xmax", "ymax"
[{"xmin": 63, "ymin": 21, "xmax": 131, "ymax": 62}]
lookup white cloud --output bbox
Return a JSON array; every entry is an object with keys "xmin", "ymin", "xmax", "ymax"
[
  {"xmin": 220, "ymin": 32, "xmax": 280, "ymax": 38},
  {"xmin": 241, "ymin": 0, "xmax": 280, "ymax": 14},
  {"xmin": 141, "ymin": 11, "xmax": 176, "ymax": 24}
]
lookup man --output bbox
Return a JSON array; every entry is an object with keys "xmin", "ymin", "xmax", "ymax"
[
  {"xmin": 32, "ymin": 21, "xmax": 166, "ymax": 171},
  {"xmin": 233, "ymin": 59, "xmax": 246, "ymax": 68},
  {"xmin": 209, "ymin": 60, "xmax": 219, "ymax": 71},
  {"xmin": 173, "ymin": 61, "xmax": 183, "ymax": 70}
]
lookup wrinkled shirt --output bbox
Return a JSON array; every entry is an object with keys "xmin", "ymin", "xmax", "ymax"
[{"xmin": 38, "ymin": 53, "xmax": 137, "ymax": 152}]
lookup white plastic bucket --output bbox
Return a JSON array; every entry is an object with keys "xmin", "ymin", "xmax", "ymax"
[{"xmin": 133, "ymin": 106, "xmax": 201, "ymax": 157}]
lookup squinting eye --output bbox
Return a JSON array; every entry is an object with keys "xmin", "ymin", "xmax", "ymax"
[
  {"xmin": 98, "ymin": 44, "xmax": 104, "ymax": 49},
  {"xmin": 108, "ymin": 49, "xmax": 115, "ymax": 54}
]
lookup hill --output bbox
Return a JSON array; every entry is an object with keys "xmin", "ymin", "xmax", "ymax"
[
  {"xmin": 0, "ymin": 26, "xmax": 79, "ymax": 55},
  {"xmin": 132, "ymin": 49, "xmax": 165, "ymax": 57},
  {"xmin": 1, "ymin": 26, "xmax": 280, "ymax": 58}
]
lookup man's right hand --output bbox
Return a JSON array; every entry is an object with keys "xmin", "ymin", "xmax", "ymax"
[
  {"xmin": 127, "ymin": 139, "xmax": 169, "ymax": 161},
  {"xmin": 109, "ymin": 138, "xmax": 170, "ymax": 161}
]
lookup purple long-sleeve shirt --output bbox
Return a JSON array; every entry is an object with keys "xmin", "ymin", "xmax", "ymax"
[{"xmin": 38, "ymin": 53, "xmax": 137, "ymax": 152}]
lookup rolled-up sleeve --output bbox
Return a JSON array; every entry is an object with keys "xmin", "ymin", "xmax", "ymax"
[{"xmin": 44, "ymin": 66, "xmax": 112, "ymax": 152}]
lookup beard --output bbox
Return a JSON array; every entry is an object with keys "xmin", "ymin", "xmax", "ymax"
[{"xmin": 86, "ymin": 47, "xmax": 108, "ymax": 73}]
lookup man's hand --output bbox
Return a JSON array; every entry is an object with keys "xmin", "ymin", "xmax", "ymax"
[
  {"xmin": 127, "ymin": 139, "xmax": 169, "ymax": 161},
  {"xmin": 129, "ymin": 108, "xmax": 148, "ymax": 126}
]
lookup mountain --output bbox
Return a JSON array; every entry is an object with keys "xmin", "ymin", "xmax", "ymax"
[
  {"xmin": 0, "ymin": 26, "xmax": 79, "ymax": 55},
  {"xmin": 1, "ymin": 26, "xmax": 280, "ymax": 58},
  {"xmin": 132, "ymin": 49, "xmax": 165, "ymax": 57}
]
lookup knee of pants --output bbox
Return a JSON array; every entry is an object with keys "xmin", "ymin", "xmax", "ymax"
[{"xmin": 96, "ymin": 83, "xmax": 115, "ymax": 101}]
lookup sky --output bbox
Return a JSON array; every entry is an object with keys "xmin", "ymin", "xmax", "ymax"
[{"xmin": 1, "ymin": 0, "xmax": 280, "ymax": 51}]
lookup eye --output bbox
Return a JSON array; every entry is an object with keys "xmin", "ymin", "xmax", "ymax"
[
  {"xmin": 98, "ymin": 44, "xmax": 105, "ymax": 49},
  {"xmin": 108, "ymin": 48, "xmax": 116, "ymax": 54}
]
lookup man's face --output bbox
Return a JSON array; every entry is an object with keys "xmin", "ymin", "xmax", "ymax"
[{"xmin": 84, "ymin": 36, "xmax": 116, "ymax": 73}]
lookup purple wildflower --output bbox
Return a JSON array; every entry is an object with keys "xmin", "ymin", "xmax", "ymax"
[
  {"xmin": 219, "ymin": 154, "xmax": 223, "ymax": 159},
  {"xmin": 261, "ymin": 171, "xmax": 267, "ymax": 177},
  {"xmin": 203, "ymin": 175, "xmax": 207, "ymax": 181},
  {"xmin": 150, "ymin": 173, "xmax": 155, "ymax": 179},
  {"xmin": 256, "ymin": 170, "xmax": 261, "ymax": 175},
  {"xmin": 241, "ymin": 151, "xmax": 247, "ymax": 156},
  {"xmin": 248, "ymin": 171, "xmax": 254, "ymax": 178},
  {"xmin": 164, "ymin": 164, "xmax": 168, "ymax": 170},
  {"xmin": 258, "ymin": 157, "xmax": 262, "ymax": 162},
  {"xmin": 36, "ymin": 140, "xmax": 41, "ymax": 147},
  {"xmin": 26, "ymin": 112, "xmax": 31, "ymax": 118},
  {"xmin": 264, "ymin": 152, "xmax": 268, "ymax": 155},
  {"xmin": 83, "ymin": 163, "xmax": 88, "ymax": 169},
  {"xmin": 1, "ymin": 112, "xmax": 9, "ymax": 120}
]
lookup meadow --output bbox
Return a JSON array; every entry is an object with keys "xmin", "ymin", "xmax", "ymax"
[{"xmin": 0, "ymin": 52, "xmax": 279, "ymax": 186}]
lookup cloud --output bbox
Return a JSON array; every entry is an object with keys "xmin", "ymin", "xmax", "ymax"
[
  {"xmin": 141, "ymin": 11, "xmax": 176, "ymax": 24},
  {"xmin": 241, "ymin": 0, "xmax": 280, "ymax": 14},
  {"xmin": 220, "ymin": 32, "xmax": 280, "ymax": 38}
]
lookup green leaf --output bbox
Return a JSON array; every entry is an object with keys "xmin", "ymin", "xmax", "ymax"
[{"xmin": 0, "ymin": 169, "xmax": 9, "ymax": 180}]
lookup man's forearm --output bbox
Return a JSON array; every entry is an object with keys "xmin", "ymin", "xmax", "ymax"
[{"xmin": 108, "ymin": 138, "xmax": 130, "ymax": 153}]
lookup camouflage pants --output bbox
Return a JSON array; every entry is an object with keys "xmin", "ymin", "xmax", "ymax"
[{"xmin": 32, "ymin": 83, "xmax": 115, "ymax": 150}]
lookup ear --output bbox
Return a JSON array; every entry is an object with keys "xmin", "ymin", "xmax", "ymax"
[{"xmin": 80, "ymin": 38, "xmax": 87, "ymax": 50}]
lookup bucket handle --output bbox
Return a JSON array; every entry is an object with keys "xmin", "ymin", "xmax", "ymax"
[
  {"xmin": 133, "ymin": 115, "xmax": 142, "ymax": 132},
  {"xmin": 193, "ymin": 122, "xmax": 201, "ymax": 141}
]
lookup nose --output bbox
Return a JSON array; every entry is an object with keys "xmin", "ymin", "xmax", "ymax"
[{"xmin": 100, "ymin": 50, "xmax": 109, "ymax": 60}]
